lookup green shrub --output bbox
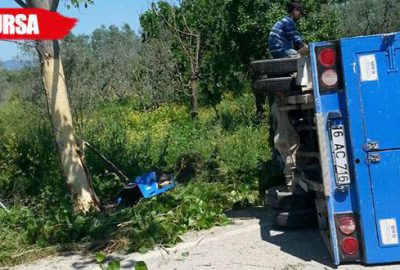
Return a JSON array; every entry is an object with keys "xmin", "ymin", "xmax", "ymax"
[
  {"xmin": 216, "ymin": 92, "xmax": 256, "ymax": 130},
  {"xmin": 0, "ymin": 94, "xmax": 272, "ymax": 266},
  {"xmin": 0, "ymin": 100, "xmax": 60, "ymax": 199},
  {"xmin": 81, "ymin": 95, "xmax": 269, "ymax": 181},
  {"xmin": 219, "ymin": 125, "xmax": 270, "ymax": 174}
]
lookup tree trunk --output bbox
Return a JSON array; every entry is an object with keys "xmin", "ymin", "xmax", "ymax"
[
  {"xmin": 190, "ymin": 33, "xmax": 201, "ymax": 117},
  {"xmin": 28, "ymin": 0, "xmax": 100, "ymax": 213},
  {"xmin": 190, "ymin": 77, "xmax": 198, "ymax": 117},
  {"xmin": 37, "ymin": 40, "xmax": 101, "ymax": 213}
]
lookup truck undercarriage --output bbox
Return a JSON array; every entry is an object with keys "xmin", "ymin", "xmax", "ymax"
[
  {"xmin": 252, "ymin": 33, "xmax": 400, "ymax": 266},
  {"xmin": 251, "ymin": 56, "xmax": 325, "ymax": 227}
]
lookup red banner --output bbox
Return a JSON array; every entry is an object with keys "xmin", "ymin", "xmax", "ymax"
[{"xmin": 0, "ymin": 8, "xmax": 77, "ymax": 40}]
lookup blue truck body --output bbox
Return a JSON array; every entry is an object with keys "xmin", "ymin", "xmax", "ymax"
[{"xmin": 310, "ymin": 32, "xmax": 400, "ymax": 265}]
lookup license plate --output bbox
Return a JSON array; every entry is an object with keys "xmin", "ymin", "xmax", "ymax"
[{"xmin": 330, "ymin": 125, "xmax": 351, "ymax": 186}]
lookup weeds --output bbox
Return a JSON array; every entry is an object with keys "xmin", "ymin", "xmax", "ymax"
[{"xmin": 0, "ymin": 93, "xmax": 271, "ymax": 266}]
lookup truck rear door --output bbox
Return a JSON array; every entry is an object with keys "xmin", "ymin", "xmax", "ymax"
[{"xmin": 341, "ymin": 32, "xmax": 400, "ymax": 263}]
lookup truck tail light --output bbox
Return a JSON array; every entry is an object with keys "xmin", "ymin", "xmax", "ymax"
[
  {"xmin": 318, "ymin": 48, "xmax": 337, "ymax": 67},
  {"xmin": 335, "ymin": 214, "xmax": 362, "ymax": 261},
  {"xmin": 315, "ymin": 43, "xmax": 341, "ymax": 91},
  {"xmin": 341, "ymin": 237, "xmax": 359, "ymax": 255},
  {"xmin": 321, "ymin": 69, "xmax": 338, "ymax": 88},
  {"xmin": 338, "ymin": 216, "xmax": 356, "ymax": 235}
]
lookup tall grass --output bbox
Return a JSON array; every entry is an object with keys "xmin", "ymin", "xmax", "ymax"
[{"xmin": 0, "ymin": 93, "xmax": 272, "ymax": 266}]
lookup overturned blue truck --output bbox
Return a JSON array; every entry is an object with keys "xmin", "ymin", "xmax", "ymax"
[{"xmin": 251, "ymin": 32, "xmax": 400, "ymax": 265}]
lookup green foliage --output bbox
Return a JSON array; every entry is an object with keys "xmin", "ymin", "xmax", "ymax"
[
  {"xmin": 0, "ymin": 206, "xmax": 32, "ymax": 265},
  {"xmin": 0, "ymin": 67, "xmax": 9, "ymax": 104},
  {"xmin": 59, "ymin": 24, "xmax": 190, "ymax": 122},
  {"xmin": 136, "ymin": 29, "xmax": 187, "ymax": 107},
  {"xmin": 299, "ymin": 1, "xmax": 341, "ymax": 41},
  {"xmin": 337, "ymin": 0, "xmax": 400, "ymax": 37},
  {"xmin": 61, "ymin": 25, "xmax": 142, "ymax": 126},
  {"xmin": 106, "ymin": 261, "xmax": 121, "ymax": 270},
  {"xmin": 0, "ymin": 1, "xmax": 353, "ymax": 267},
  {"xmin": 81, "ymin": 93, "xmax": 268, "ymax": 185},
  {"xmin": 0, "ymin": 94, "xmax": 268, "ymax": 266},
  {"xmin": 96, "ymin": 252, "xmax": 122, "ymax": 270},
  {"xmin": 216, "ymin": 92, "xmax": 257, "ymax": 130},
  {"xmin": 140, "ymin": 1, "xmax": 176, "ymax": 40},
  {"xmin": 0, "ymin": 66, "xmax": 42, "ymax": 105},
  {"xmin": 135, "ymin": 261, "xmax": 149, "ymax": 270},
  {"xmin": 140, "ymin": 0, "xmax": 342, "ymax": 104},
  {"xmin": 67, "ymin": 0, "xmax": 94, "ymax": 9},
  {"xmin": 0, "ymin": 100, "xmax": 60, "ymax": 199},
  {"xmin": 96, "ymin": 252, "xmax": 107, "ymax": 263}
]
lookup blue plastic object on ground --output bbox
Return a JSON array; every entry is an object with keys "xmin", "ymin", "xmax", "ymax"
[{"xmin": 135, "ymin": 171, "xmax": 175, "ymax": 198}]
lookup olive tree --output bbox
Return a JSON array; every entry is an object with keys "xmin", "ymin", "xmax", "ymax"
[
  {"xmin": 337, "ymin": 0, "xmax": 400, "ymax": 36},
  {"xmin": 0, "ymin": 65, "xmax": 10, "ymax": 104},
  {"xmin": 62, "ymin": 25, "xmax": 141, "ymax": 127}
]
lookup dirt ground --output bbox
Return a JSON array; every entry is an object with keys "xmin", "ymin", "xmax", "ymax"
[{"xmin": 4, "ymin": 208, "xmax": 400, "ymax": 270}]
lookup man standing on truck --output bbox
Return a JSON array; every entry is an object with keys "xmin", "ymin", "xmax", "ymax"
[{"xmin": 268, "ymin": 2, "xmax": 307, "ymax": 58}]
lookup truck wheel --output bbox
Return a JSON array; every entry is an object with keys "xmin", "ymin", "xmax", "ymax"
[
  {"xmin": 268, "ymin": 207, "xmax": 318, "ymax": 228},
  {"xmin": 265, "ymin": 185, "xmax": 315, "ymax": 210},
  {"xmin": 252, "ymin": 77, "xmax": 294, "ymax": 93},
  {"xmin": 250, "ymin": 58, "xmax": 298, "ymax": 77},
  {"xmin": 259, "ymin": 158, "xmax": 285, "ymax": 194}
]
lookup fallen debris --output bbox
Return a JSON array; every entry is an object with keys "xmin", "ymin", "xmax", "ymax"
[{"xmin": 0, "ymin": 200, "xmax": 10, "ymax": 213}]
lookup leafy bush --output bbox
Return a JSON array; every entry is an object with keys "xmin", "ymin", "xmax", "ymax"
[
  {"xmin": 81, "ymin": 93, "xmax": 269, "ymax": 183},
  {"xmin": 216, "ymin": 93, "xmax": 256, "ymax": 130},
  {"xmin": 0, "ymin": 180, "xmax": 257, "ymax": 266},
  {"xmin": 0, "ymin": 93, "xmax": 271, "ymax": 266},
  {"xmin": 0, "ymin": 100, "xmax": 60, "ymax": 199}
]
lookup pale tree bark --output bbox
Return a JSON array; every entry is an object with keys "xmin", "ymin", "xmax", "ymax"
[{"xmin": 16, "ymin": 0, "xmax": 101, "ymax": 212}]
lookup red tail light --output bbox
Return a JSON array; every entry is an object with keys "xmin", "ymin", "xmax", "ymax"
[
  {"xmin": 341, "ymin": 237, "xmax": 359, "ymax": 255},
  {"xmin": 336, "ymin": 214, "xmax": 361, "ymax": 261},
  {"xmin": 319, "ymin": 48, "xmax": 337, "ymax": 67},
  {"xmin": 339, "ymin": 217, "xmax": 356, "ymax": 235},
  {"xmin": 316, "ymin": 44, "xmax": 341, "ymax": 92}
]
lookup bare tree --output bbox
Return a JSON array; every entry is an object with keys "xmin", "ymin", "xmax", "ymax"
[
  {"xmin": 151, "ymin": 4, "xmax": 201, "ymax": 117},
  {"xmin": 14, "ymin": 0, "xmax": 101, "ymax": 213},
  {"xmin": 135, "ymin": 28, "xmax": 188, "ymax": 108}
]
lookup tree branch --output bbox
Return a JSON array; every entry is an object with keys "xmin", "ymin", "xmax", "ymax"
[
  {"xmin": 51, "ymin": 0, "xmax": 60, "ymax": 11},
  {"xmin": 14, "ymin": 0, "xmax": 28, "ymax": 8},
  {"xmin": 29, "ymin": 0, "xmax": 51, "ymax": 9}
]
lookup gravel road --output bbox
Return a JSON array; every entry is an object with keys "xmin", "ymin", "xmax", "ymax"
[{"xmin": 4, "ymin": 208, "xmax": 400, "ymax": 270}]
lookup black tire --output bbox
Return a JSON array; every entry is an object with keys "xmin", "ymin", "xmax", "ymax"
[
  {"xmin": 253, "ymin": 74, "xmax": 268, "ymax": 80},
  {"xmin": 265, "ymin": 185, "xmax": 315, "ymax": 210},
  {"xmin": 252, "ymin": 77, "xmax": 294, "ymax": 93},
  {"xmin": 268, "ymin": 207, "xmax": 318, "ymax": 228},
  {"xmin": 258, "ymin": 158, "xmax": 285, "ymax": 196},
  {"xmin": 250, "ymin": 58, "xmax": 298, "ymax": 77},
  {"xmin": 116, "ymin": 184, "xmax": 143, "ymax": 208}
]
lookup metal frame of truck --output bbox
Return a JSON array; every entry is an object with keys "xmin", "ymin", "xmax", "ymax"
[{"xmin": 252, "ymin": 32, "xmax": 400, "ymax": 265}]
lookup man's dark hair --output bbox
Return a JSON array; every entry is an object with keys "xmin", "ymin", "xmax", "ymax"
[{"xmin": 287, "ymin": 2, "xmax": 305, "ymax": 15}]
